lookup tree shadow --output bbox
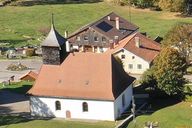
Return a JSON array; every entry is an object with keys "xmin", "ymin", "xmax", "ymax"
[
  {"xmin": 13, "ymin": 0, "xmax": 102, "ymax": 6},
  {"xmin": 0, "ymin": 89, "xmax": 29, "ymax": 104}
]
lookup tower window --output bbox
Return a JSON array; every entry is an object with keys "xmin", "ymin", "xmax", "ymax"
[
  {"xmin": 55, "ymin": 101, "xmax": 61, "ymax": 110},
  {"xmin": 82, "ymin": 102, "xmax": 88, "ymax": 112}
]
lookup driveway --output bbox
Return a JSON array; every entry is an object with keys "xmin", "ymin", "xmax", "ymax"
[
  {"xmin": 0, "ymin": 90, "xmax": 30, "ymax": 115},
  {"xmin": 0, "ymin": 59, "xmax": 42, "ymax": 82}
]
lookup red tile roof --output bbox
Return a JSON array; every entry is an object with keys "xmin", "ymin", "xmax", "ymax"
[
  {"xmin": 108, "ymin": 33, "xmax": 161, "ymax": 63},
  {"xmin": 20, "ymin": 71, "xmax": 38, "ymax": 81},
  {"xmin": 28, "ymin": 52, "xmax": 135, "ymax": 101}
]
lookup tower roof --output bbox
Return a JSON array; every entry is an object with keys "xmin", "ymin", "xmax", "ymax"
[{"xmin": 42, "ymin": 21, "xmax": 66, "ymax": 48}]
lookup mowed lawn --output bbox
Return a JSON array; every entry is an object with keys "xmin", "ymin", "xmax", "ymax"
[
  {"xmin": 0, "ymin": 116, "xmax": 116, "ymax": 128},
  {"xmin": 0, "ymin": 2, "xmax": 192, "ymax": 47},
  {"xmin": 128, "ymin": 101, "xmax": 192, "ymax": 128}
]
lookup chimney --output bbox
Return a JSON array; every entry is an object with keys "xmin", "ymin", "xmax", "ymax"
[
  {"xmin": 108, "ymin": 16, "xmax": 111, "ymax": 21},
  {"xmin": 64, "ymin": 31, "xmax": 68, "ymax": 38},
  {"xmin": 66, "ymin": 41, "xmax": 70, "ymax": 52},
  {"xmin": 115, "ymin": 17, "xmax": 119, "ymax": 30},
  {"xmin": 135, "ymin": 37, "xmax": 141, "ymax": 48},
  {"xmin": 110, "ymin": 40, "xmax": 114, "ymax": 49}
]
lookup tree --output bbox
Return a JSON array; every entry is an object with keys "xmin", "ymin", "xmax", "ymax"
[
  {"xmin": 162, "ymin": 23, "xmax": 192, "ymax": 64},
  {"xmin": 141, "ymin": 67, "xmax": 157, "ymax": 90},
  {"xmin": 153, "ymin": 48, "xmax": 186, "ymax": 96},
  {"xmin": 158, "ymin": 0, "xmax": 186, "ymax": 12}
]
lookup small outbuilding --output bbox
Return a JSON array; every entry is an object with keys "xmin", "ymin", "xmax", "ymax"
[{"xmin": 20, "ymin": 71, "xmax": 38, "ymax": 81}]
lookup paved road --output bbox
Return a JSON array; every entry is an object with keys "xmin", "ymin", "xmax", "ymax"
[
  {"xmin": 0, "ymin": 59, "xmax": 42, "ymax": 82},
  {"xmin": 0, "ymin": 90, "xmax": 29, "ymax": 114}
]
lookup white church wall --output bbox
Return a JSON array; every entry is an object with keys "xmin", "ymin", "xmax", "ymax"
[{"xmin": 30, "ymin": 96, "xmax": 115, "ymax": 121}]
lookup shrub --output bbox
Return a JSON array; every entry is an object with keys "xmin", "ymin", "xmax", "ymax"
[
  {"xmin": 25, "ymin": 48, "xmax": 35, "ymax": 56},
  {"xmin": 7, "ymin": 63, "xmax": 28, "ymax": 71},
  {"xmin": 185, "ymin": 95, "xmax": 192, "ymax": 102}
]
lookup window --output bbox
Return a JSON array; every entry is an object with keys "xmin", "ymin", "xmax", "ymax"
[
  {"xmin": 121, "ymin": 54, "xmax": 125, "ymax": 59},
  {"xmin": 128, "ymin": 64, "xmax": 133, "ymax": 69},
  {"xmin": 137, "ymin": 64, "xmax": 142, "ymax": 69},
  {"xmin": 102, "ymin": 37, "xmax": 106, "ymax": 43},
  {"xmin": 76, "ymin": 36, "xmax": 81, "ymax": 41},
  {"xmin": 82, "ymin": 102, "xmax": 88, "ymax": 112},
  {"xmin": 55, "ymin": 101, "xmax": 61, "ymax": 110},
  {"xmin": 84, "ymin": 35, "xmax": 88, "ymax": 41},
  {"xmin": 94, "ymin": 36, "xmax": 99, "ymax": 42},
  {"xmin": 122, "ymin": 94, "xmax": 125, "ymax": 107}
]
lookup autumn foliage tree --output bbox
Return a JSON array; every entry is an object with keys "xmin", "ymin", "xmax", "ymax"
[
  {"xmin": 162, "ymin": 23, "xmax": 192, "ymax": 64},
  {"xmin": 153, "ymin": 48, "xmax": 186, "ymax": 96},
  {"xmin": 141, "ymin": 48, "xmax": 186, "ymax": 96}
]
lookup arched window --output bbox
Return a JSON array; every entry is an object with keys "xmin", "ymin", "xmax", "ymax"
[
  {"xmin": 82, "ymin": 102, "xmax": 88, "ymax": 112},
  {"xmin": 55, "ymin": 101, "xmax": 61, "ymax": 110}
]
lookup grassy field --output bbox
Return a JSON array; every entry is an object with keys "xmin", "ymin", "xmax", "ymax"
[
  {"xmin": 0, "ymin": 81, "xmax": 33, "ymax": 94},
  {"xmin": 128, "ymin": 100, "xmax": 192, "ymax": 128},
  {"xmin": 0, "ymin": 2, "xmax": 192, "ymax": 47},
  {"xmin": 0, "ymin": 115, "xmax": 115, "ymax": 128}
]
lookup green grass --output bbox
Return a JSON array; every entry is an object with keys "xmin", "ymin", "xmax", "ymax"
[
  {"xmin": 0, "ymin": 115, "xmax": 115, "ymax": 128},
  {"xmin": 0, "ymin": 81, "xmax": 33, "ymax": 94},
  {"xmin": 128, "ymin": 101, "xmax": 192, "ymax": 128},
  {"xmin": 0, "ymin": 2, "xmax": 192, "ymax": 47}
]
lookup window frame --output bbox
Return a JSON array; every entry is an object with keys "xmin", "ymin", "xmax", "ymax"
[
  {"xmin": 55, "ymin": 101, "xmax": 61, "ymax": 111},
  {"xmin": 82, "ymin": 102, "xmax": 88, "ymax": 112},
  {"xmin": 128, "ymin": 64, "xmax": 133, "ymax": 69},
  {"xmin": 137, "ymin": 64, "xmax": 142, "ymax": 69}
]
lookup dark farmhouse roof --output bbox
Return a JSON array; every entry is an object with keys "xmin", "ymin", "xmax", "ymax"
[
  {"xmin": 68, "ymin": 12, "xmax": 139, "ymax": 41},
  {"xmin": 42, "ymin": 25, "xmax": 66, "ymax": 48},
  {"xmin": 28, "ymin": 52, "xmax": 135, "ymax": 101}
]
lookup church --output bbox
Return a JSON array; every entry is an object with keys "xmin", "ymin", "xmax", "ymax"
[{"xmin": 28, "ymin": 14, "xmax": 136, "ymax": 121}]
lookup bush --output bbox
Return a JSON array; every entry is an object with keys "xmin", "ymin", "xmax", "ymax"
[
  {"xmin": 185, "ymin": 95, "xmax": 192, "ymax": 102},
  {"xmin": 187, "ymin": 66, "xmax": 192, "ymax": 74},
  {"xmin": 25, "ymin": 48, "xmax": 35, "ymax": 56}
]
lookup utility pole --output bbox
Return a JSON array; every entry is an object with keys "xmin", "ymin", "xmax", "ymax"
[{"xmin": 128, "ymin": 0, "xmax": 132, "ymax": 22}]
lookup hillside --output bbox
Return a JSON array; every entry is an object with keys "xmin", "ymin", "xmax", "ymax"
[{"xmin": 0, "ymin": 1, "xmax": 192, "ymax": 47}]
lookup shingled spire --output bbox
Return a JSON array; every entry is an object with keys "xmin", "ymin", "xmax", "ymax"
[{"xmin": 41, "ymin": 14, "xmax": 67, "ymax": 65}]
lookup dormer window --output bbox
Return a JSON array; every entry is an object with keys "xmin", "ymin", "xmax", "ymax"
[
  {"xmin": 94, "ymin": 37, "xmax": 99, "ymax": 42},
  {"xmin": 84, "ymin": 35, "xmax": 88, "ymax": 41}
]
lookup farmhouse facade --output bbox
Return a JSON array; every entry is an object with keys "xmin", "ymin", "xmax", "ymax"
[
  {"xmin": 113, "ymin": 33, "xmax": 161, "ymax": 74},
  {"xmin": 68, "ymin": 12, "xmax": 139, "ymax": 53}
]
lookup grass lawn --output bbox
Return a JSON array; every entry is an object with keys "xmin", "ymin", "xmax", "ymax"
[
  {"xmin": 0, "ymin": 81, "xmax": 33, "ymax": 94},
  {"xmin": 0, "ymin": 115, "xmax": 115, "ymax": 128},
  {"xmin": 0, "ymin": 2, "xmax": 192, "ymax": 47},
  {"xmin": 128, "ymin": 100, "xmax": 192, "ymax": 128}
]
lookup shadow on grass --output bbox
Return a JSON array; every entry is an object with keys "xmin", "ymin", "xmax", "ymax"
[
  {"xmin": 0, "ymin": 113, "xmax": 53, "ymax": 127},
  {"xmin": 0, "ymin": 84, "xmax": 32, "ymax": 104},
  {"xmin": 13, "ymin": 0, "xmax": 102, "ymax": 6}
]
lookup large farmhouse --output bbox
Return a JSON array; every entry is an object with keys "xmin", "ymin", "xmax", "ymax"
[
  {"xmin": 28, "ymin": 19, "xmax": 135, "ymax": 121},
  {"xmin": 68, "ymin": 12, "xmax": 139, "ymax": 53},
  {"xmin": 112, "ymin": 33, "xmax": 160, "ymax": 74}
]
